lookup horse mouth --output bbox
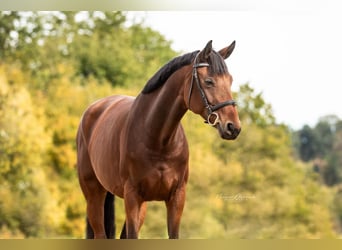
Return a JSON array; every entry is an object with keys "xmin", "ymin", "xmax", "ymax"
[{"xmin": 217, "ymin": 125, "xmax": 241, "ymax": 140}]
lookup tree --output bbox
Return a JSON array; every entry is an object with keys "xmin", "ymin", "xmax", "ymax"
[
  {"xmin": 0, "ymin": 65, "xmax": 54, "ymax": 237},
  {"xmin": 235, "ymin": 83, "xmax": 275, "ymax": 128},
  {"xmin": 294, "ymin": 115, "xmax": 342, "ymax": 186},
  {"xmin": 297, "ymin": 125, "xmax": 317, "ymax": 162},
  {"xmin": 323, "ymin": 127, "xmax": 342, "ymax": 186},
  {"xmin": 315, "ymin": 119, "xmax": 334, "ymax": 157}
]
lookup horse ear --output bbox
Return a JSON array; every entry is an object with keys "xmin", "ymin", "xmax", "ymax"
[
  {"xmin": 219, "ymin": 41, "xmax": 236, "ymax": 59},
  {"xmin": 198, "ymin": 40, "xmax": 213, "ymax": 62}
]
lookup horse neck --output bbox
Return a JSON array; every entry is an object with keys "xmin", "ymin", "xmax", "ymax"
[{"xmin": 131, "ymin": 67, "xmax": 190, "ymax": 149}]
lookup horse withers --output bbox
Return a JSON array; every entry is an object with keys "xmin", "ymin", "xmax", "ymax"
[{"xmin": 76, "ymin": 40, "xmax": 241, "ymax": 239}]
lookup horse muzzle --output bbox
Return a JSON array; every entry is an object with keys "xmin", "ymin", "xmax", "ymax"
[
  {"xmin": 205, "ymin": 113, "xmax": 241, "ymax": 140},
  {"xmin": 218, "ymin": 121, "xmax": 241, "ymax": 140}
]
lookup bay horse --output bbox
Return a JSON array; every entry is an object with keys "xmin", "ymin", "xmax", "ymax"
[{"xmin": 76, "ymin": 40, "xmax": 241, "ymax": 239}]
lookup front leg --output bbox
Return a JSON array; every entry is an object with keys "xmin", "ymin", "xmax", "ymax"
[
  {"xmin": 123, "ymin": 182, "xmax": 145, "ymax": 239},
  {"xmin": 165, "ymin": 184, "xmax": 186, "ymax": 239},
  {"xmin": 120, "ymin": 202, "xmax": 147, "ymax": 239}
]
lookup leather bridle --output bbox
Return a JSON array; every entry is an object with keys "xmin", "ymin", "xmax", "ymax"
[{"xmin": 188, "ymin": 53, "xmax": 237, "ymax": 126}]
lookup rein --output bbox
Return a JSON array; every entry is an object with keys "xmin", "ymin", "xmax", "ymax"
[{"xmin": 188, "ymin": 54, "xmax": 237, "ymax": 126}]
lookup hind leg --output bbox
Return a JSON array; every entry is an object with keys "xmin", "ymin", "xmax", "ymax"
[
  {"xmin": 79, "ymin": 167, "xmax": 107, "ymax": 238},
  {"xmin": 86, "ymin": 188, "xmax": 107, "ymax": 239},
  {"xmin": 77, "ymin": 141, "xmax": 108, "ymax": 239},
  {"xmin": 82, "ymin": 181, "xmax": 108, "ymax": 239}
]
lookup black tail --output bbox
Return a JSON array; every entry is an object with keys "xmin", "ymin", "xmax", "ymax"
[
  {"xmin": 104, "ymin": 192, "xmax": 115, "ymax": 238},
  {"xmin": 120, "ymin": 221, "xmax": 127, "ymax": 239},
  {"xmin": 86, "ymin": 192, "xmax": 115, "ymax": 239}
]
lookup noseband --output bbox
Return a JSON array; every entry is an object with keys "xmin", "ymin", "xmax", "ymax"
[{"xmin": 188, "ymin": 54, "xmax": 237, "ymax": 126}]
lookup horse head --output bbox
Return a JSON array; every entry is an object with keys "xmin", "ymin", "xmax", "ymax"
[{"xmin": 186, "ymin": 40, "xmax": 241, "ymax": 140}]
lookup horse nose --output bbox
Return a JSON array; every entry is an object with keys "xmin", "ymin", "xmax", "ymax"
[{"xmin": 226, "ymin": 122, "xmax": 241, "ymax": 137}]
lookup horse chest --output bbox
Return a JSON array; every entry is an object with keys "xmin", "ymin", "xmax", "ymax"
[
  {"xmin": 131, "ymin": 157, "xmax": 187, "ymax": 201},
  {"xmin": 139, "ymin": 168, "xmax": 179, "ymax": 201}
]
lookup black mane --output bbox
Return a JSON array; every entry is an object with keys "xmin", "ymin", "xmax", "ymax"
[
  {"xmin": 142, "ymin": 49, "xmax": 228, "ymax": 94},
  {"xmin": 142, "ymin": 51, "xmax": 198, "ymax": 94}
]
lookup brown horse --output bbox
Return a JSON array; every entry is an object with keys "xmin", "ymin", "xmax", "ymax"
[{"xmin": 76, "ymin": 40, "xmax": 241, "ymax": 239}]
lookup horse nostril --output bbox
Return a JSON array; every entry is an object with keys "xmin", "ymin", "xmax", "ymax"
[
  {"xmin": 223, "ymin": 122, "xmax": 241, "ymax": 139},
  {"xmin": 227, "ymin": 122, "xmax": 234, "ymax": 132}
]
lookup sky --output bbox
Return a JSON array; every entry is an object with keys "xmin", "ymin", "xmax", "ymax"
[{"xmin": 127, "ymin": 7, "xmax": 342, "ymax": 129}]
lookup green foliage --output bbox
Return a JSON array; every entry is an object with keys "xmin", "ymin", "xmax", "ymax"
[
  {"xmin": 0, "ymin": 11, "xmax": 340, "ymax": 239},
  {"xmin": 1, "ymin": 11, "xmax": 176, "ymax": 89},
  {"xmin": 295, "ymin": 125, "xmax": 318, "ymax": 162},
  {"xmin": 293, "ymin": 115, "xmax": 342, "ymax": 231},
  {"xmin": 294, "ymin": 115, "xmax": 342, "ymax": 186},
  {"xmin": 236, "ymin": 83, "xmax": 275, "ymax": 127}
]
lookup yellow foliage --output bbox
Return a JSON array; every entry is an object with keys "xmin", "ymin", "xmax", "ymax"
[{"xmin": 0, "ymin": 225, "xmax": 25, "ymax": 239}]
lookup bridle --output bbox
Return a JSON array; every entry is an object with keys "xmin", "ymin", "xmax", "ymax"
[{"xmin": 188, "ymin": 53, "xmax": 237, "ymax": 126}]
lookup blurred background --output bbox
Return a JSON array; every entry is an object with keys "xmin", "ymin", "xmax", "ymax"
[{"xmin": 0, "ymin": 11, "xmax": 341, "ymax": 238}]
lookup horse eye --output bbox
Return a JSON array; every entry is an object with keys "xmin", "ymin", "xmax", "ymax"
[{"xmin": 204, "ymin": 78, "xmax": 215, "ymax": 86}]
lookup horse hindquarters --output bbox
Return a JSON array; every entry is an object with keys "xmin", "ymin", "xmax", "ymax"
[{"xmin": 77, "ymin": 127, "xmax": 115, "ymax": 239}]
